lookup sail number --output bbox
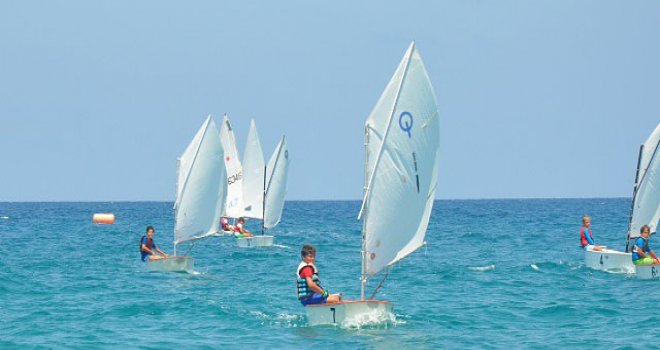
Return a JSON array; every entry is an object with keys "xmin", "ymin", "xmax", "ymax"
[
  {"xmin": 330, "ymin": 307, "xmax": 336, "ymax": 323},
  {"xmin": 399, "ymin": 112, "xmax": 413, "ymax": 138},
  {"xmin": 228, "ymin": 172, "xmax": 243, "ymax": 185}
]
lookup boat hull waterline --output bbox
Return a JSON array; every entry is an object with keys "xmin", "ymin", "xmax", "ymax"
[
  {"xmin": 236, "ymin": 235, "xmax": 274, "ymax": 248},
  {"xmin": 305, "ymin": 300, "xmax": 394, "ymax": 327},
  {"xmin": 584, "ymin": 248, "xmax": 635, "ymax": 274},
  {"xmin": 635, "ymin": 264, "xmax": 660, "ymax": 279},
  {"xmin": 146, "ymin": 256, "xmax": 194, "ymax": 273}
]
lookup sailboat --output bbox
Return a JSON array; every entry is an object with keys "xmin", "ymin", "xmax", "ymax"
[
  {"xmin": 630, "ymin": 123, "xmax": 660, "ymax": 279},
  {"xmin": 237, "ymin": 119, "xmax": 289, "ymax": 248},
  {"xmin": 217, "ymin": 114, "xmax": 244, "ymax": 235},
  {"xmin": 584, "ymin": 123, "xmax": 660, "ymax": 275},
  {"xmin": 306, "ymin": 42, "xmax": 440, "ymax": 326},
  {"xmin": 147, "ymin": 115, "xmax": 227, "ymax": 272}
]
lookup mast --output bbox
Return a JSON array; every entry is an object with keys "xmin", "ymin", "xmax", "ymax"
[
  {"xmin": 262, "ymin": 165, "xmax": 266, "ymax": 235},
  {"xmin": 626, "ymin": 145, "xmax": 644, "ymax": 252},
  {"xmin": 361, "ymin": 126, "xmax": 369, "ymax": 300},
  {"xmin": 359, "ymin": 42, "xmax": 415, "ymax": 300}
]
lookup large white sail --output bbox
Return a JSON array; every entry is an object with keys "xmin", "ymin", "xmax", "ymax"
[
  {"xmin": 241, "ymin": 119, "xmax": 265, "ymax": 219},
  {"xmin": 220, "ymin": 115, "xmax": 244, "ymax": 218},
  {"xmin": 264, "ymin": 136, "xmax": 289, "ymax": 229},
  {"xmin": 359, "ymin": 42, "xmax": 440, "ymax": 277},
  {"xmin": 174, "ymin": 116, "xmax": 227, "ymax": 244},
  {"xmin": 629, "ymin": 123, "xmax": 660, "ymax": 237}
]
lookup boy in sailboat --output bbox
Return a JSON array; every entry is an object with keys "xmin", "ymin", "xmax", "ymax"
[
  {"xmin": 296, "ymin": 244, "xmax": 341, "ymax": 305},
  {"xmin": 140, "ymin": 226, "xmax": 169, "ymax": 261},
  {"xmin": 233, "ymin": 217, "xmax": 253, "ymax": 238},
  {"xmin": 580, "ymin": 215, "xmax": 602, "ymax": 251},
  {"xmin": 631, "ymin": 225, "xmax": 660, "ymax": 265}
]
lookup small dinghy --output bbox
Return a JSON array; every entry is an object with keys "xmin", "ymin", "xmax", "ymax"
[
  {"xmin": 306, "ymin": 42, "xmax": 440, "ymax": 326},
  {"xmin": 147, "ymin": 115, "xmax": 227, "ymax": 273},
  {"xmin": 584, "ymin": 123, "xmax": 659, "ymax": 274}
]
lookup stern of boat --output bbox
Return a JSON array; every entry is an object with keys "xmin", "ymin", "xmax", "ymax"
[
  {"xmin": 236, "ymin": 235, "xmax": 274, "ymax": 248},
  {"xmin": 635, "ymin": 264, "xmax": 660, "ymax": 279},
  {"xmin": 305, "ymin": 300, "xmax": 394, "ymax": 327},
  {"xmin": 146, "ymin": 256, "xmax": 194, "ymax": 273}
]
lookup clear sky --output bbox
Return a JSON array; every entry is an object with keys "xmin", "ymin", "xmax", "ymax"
[{"xmin": 1, "ymin": 1, "xmax": 658, "ymax": 201}]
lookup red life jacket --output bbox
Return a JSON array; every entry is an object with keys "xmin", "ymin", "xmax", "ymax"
[
  {"xmin": 233, "ymin": 222, "xmax": 243, "ymax": 233},
  {"xmin": 580, "ymin": 226, "xmax": 593, "ymax": 247}
]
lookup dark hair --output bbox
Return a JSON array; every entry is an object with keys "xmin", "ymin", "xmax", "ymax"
[
  {"xmin": 146, "ymin": 225, "xmax": 154, "ymax": 233},
  {"xmin": 238, "ymin": 217, "xmax": 245, "ymax": 223},
  {"xmin": 301, "ymin": 244, "xmax": 316, "ymax": 258},
  {"xmin": 641, "ymin": 225, "xmax": 651, "ymax": 233}
]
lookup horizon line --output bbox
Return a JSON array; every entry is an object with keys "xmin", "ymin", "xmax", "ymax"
[{"xmin": 0, "ymin": 196, "xmax": 630, "ymax": 203}]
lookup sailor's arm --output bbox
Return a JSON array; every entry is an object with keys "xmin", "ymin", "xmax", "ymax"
[
  {"xmin": 155, "ymin": 247, "xmax": 168, "ymax": 257},
  {"xmin": 305, "ymin": 276, "xmax": 325, "ymax": 295},
  {"xmin": 586, "ymin": 234, "xmax": 595, "ymax": 246},
  {"xmin": 637, "ymin": 247, "xmax": 647, "ymax": 258},
  {"xmin": 141, "ymin": 243, "xmax": 152, "ymax": 254}
]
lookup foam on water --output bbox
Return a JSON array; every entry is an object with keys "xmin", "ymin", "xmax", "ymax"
[{"xmin": 469, "ymin": 264, "xmax": 496, "ymax": 272}]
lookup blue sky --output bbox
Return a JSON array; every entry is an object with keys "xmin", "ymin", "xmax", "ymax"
[{"xmin": 0, "ymin": 1, "xmax": 658, "ymax": 201}]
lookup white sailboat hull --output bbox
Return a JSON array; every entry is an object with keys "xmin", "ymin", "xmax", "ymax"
[
  {"xmin": 236, "ymin": 235, "xmax": 274, "ymax": 248},
  {"xmin": 635, "ymin": 264, "xmax": 660, "ymax": 279},
  {"xmin": 305, "ymin": 300, "xmax": 394, "ymax": 327},
  {"xmin": 584, "ymin": 248, "xmax": 634, "ymax": 274},
  {"xmin": 146, "ymin": 256, "xmax": 194, "ymax": 273}
]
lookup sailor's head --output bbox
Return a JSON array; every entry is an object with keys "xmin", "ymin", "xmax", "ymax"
[
  {"xmin": 641, "ymin": 225, "xmax": 651, "ymax": 238},
  {"xmin": 582, "ymin": 215, "xmax": 590, "ymax": 226},
  {"xmin": 238, "ymin": 217, "xmax": 245, "ymax": 224},
  {"xmin": 146, "ymin": 225, "xmax": 155, "ymax": 238},
  {"xmin": 221, "ymin": 216, "xmax": 228, "ymax": 223},
  {"xmin": 301, "ymin": 244, "xmax": 316, "ymax": 263}
]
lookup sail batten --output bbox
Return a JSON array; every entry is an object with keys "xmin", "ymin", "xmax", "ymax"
[{"xmin": 360, "ymin": 42, "xmax": 440, "ymax": 278}]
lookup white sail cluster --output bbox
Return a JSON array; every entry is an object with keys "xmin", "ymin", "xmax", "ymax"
[
  {"xmin": 221, "ymin": 118, "xmax": 290, "ymax": 228},
  {"xmin": 173, "ymin": 115, "xmax": 290, "ymax": 247},
  {"xmin": 359, "ymin": 42, "xmax": 440, "ymax": 277},
  {"xmin": 629, "ymin": 123, "xmax": 660, "ymax": 237}
]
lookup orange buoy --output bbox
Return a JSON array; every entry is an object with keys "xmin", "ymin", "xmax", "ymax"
[{"xmin": 93, "ymin": 213, "xmax": 115, "ymax": 224}]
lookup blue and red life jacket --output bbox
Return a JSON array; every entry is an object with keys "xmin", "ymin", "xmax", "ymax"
[
  {"xmin": 580, "ymin": 226, "xmax": 594, "ymax": 247},
  {"xmin": 296, "ymin": 262, "xmax": 323, "ymax": 300}
]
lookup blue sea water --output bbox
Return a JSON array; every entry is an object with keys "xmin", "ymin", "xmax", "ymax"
[{"xmin": 0, "ymin": 199, "xmax": 658, "ymax": 349}]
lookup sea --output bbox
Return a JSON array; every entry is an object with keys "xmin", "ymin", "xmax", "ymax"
[{"xmin": 0, "ymin": 199, "xmax": 657, "ymax": 349}]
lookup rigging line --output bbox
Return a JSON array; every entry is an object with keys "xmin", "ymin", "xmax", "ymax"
[
  {"xmin": 182, "ymin": 241, "xmax": 196, "ymax": 257},
  {"xmin": 368, "ymin": 268, "xmax": 391, "ymax": 300}
]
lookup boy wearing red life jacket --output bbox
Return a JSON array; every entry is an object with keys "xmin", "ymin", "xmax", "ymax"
[
  {"xmin": 580, "ymin": 215, "xmax": 602, "ymax": 251},
  {"xmin": 296, "ymin": 244, "xmax": 342, "ymax": 305}
]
